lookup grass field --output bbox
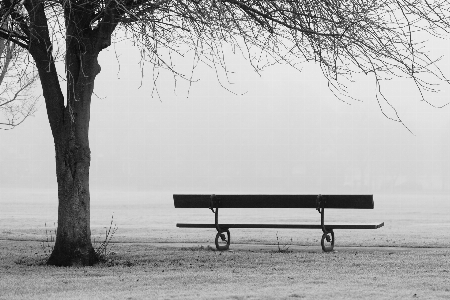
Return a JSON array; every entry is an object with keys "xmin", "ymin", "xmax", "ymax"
[
  {"xmin": 1, "ymin": 241, "xmax": 449, "ymax": 299},
  {"xmin": 0, "ymin": 189, "xmax": 449, "ymax": 299}
]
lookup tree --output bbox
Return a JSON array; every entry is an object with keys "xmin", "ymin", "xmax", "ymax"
[
  {"xmin": 0, "ymin": 20, "xmax": 38, "ymax": 129},
  {"xmin": 1, "ymin": 0, "xmax": 449, "ymax": 266}
]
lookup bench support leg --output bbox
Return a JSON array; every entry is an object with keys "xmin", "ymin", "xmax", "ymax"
[
  {"xmin": 210, "ymin": 195, "xmax": 230, "ymax": 251},
  {"xmin": 215, "ymin": 230, "xmax": 230, "ymax": 251},
  {"xmin": 321, "ymin": 230, "xmax": 335, "ymax": 252},
  {"xmin": 317, "ymin": 194, "xmax": 335, "ymax": 252}
]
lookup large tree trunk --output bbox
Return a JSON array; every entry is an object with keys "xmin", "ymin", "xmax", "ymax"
[
  {"xmin": 47, "ymin": 122, "xmax": 97, "ymax": 266},
  {"xmin": 46, "ymin": 43, "xmax": 101, "ymax": 266},
  {"xmin": 23, "ymin": 0, "xmax": 118, "ymax": 266},
  {"xmin": 47, "ymin": 151, "xmax": 97, "ymax": 266}
]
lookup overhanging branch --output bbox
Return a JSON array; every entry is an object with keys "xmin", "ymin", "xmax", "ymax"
[
  {"xmin": 224, "ymin": 0, "xmax": 341, "ymax": 38},
  {"xmin": 0, "ymin": 29, "xmax": 29, "ymax": 49}
]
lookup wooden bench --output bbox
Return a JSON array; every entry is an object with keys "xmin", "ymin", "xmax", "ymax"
[{"xmin": 174, "ymin": 194, "xmax": 384, "ymax": 252}]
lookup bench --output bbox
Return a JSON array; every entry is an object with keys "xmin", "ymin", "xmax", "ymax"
[{"xmin": 174, "ymin": 194, "xmax": 384, "ymax": 252}]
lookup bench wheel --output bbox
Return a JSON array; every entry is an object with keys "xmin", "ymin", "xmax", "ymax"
[
  {"xmin": 215, "ymin": 230, "xmax": 230, "ymax": 251},
  {"xmin": 321, "ymin": 231, "xmax": 335, "ymax": 252}
]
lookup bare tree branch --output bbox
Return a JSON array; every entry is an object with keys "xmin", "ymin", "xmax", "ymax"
[
  {"xmin": 0, "ymin": 16, "xmax": 38, "ymax": 130},
  {"xmin": 116, "ymin": 0, "xmax": 450, "ymax": 128},
  {"xmin": 0, "ymin": 47, "xmax": 39, "ymax": 129}
]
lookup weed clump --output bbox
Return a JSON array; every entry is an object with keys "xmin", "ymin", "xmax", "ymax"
[
  {"xmin": 274, "ymin": 232, "xmax": 293, "ymax": 253},
  {"xmin": 94, "ymin": 214, "xmax": 118, "ymax": 263}
]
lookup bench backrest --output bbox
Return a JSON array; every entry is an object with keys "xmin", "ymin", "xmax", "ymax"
[{"xmin": 173, "ymin": 194, "xmax": 374, "ymax": 209}]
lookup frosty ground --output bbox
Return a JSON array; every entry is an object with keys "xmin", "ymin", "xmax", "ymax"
[
  {"xmin": 1, "ymin": 240, "xmax": 450, "ymax": 300},
  {"xmin": 1, "ymin": 190, "xmax": 449, "ymax": 299}
]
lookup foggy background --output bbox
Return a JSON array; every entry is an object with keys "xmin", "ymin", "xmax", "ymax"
[{"xmin": 1, "ymin": 39, "xmax": 449, "ymax": 196}]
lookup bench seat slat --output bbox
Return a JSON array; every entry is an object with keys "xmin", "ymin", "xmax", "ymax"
[
  {"xmin": 174, "ymin": 194, "xmax": 374, "ymax": 209},
  {"xmin": 176, "ymin": 222, "xmax": 384, "ymax": 230}
]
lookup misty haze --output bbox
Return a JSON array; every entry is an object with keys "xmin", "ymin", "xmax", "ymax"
[{"xmin": 1, "ymin": 10, "xmax": 449, "ymax": 297}]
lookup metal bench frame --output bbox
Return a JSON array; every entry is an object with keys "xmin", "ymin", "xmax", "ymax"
[{"xmin": 175, "ymin": 194, "xmax": 384, "ymax": 252}]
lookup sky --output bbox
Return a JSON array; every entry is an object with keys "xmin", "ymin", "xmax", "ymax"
[{"xmin": 1, "ymin": 36, "xmax": 449, "ymax": 196}]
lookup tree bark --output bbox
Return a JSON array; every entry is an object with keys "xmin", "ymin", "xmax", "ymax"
[
  {"xmin": 44, "ymin": 6, "xmax": 102, "ymax": 265},
  {"xmin": 46, "ymin": 55, "xmax": 101, "ymax": 266},
  {"xmin": 46, "ymin": 31, "xmax": 102, "ymax": 265},
  {"xmin": 47, "ymin": 138, "xmax": 97, "ymax": 266}
]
